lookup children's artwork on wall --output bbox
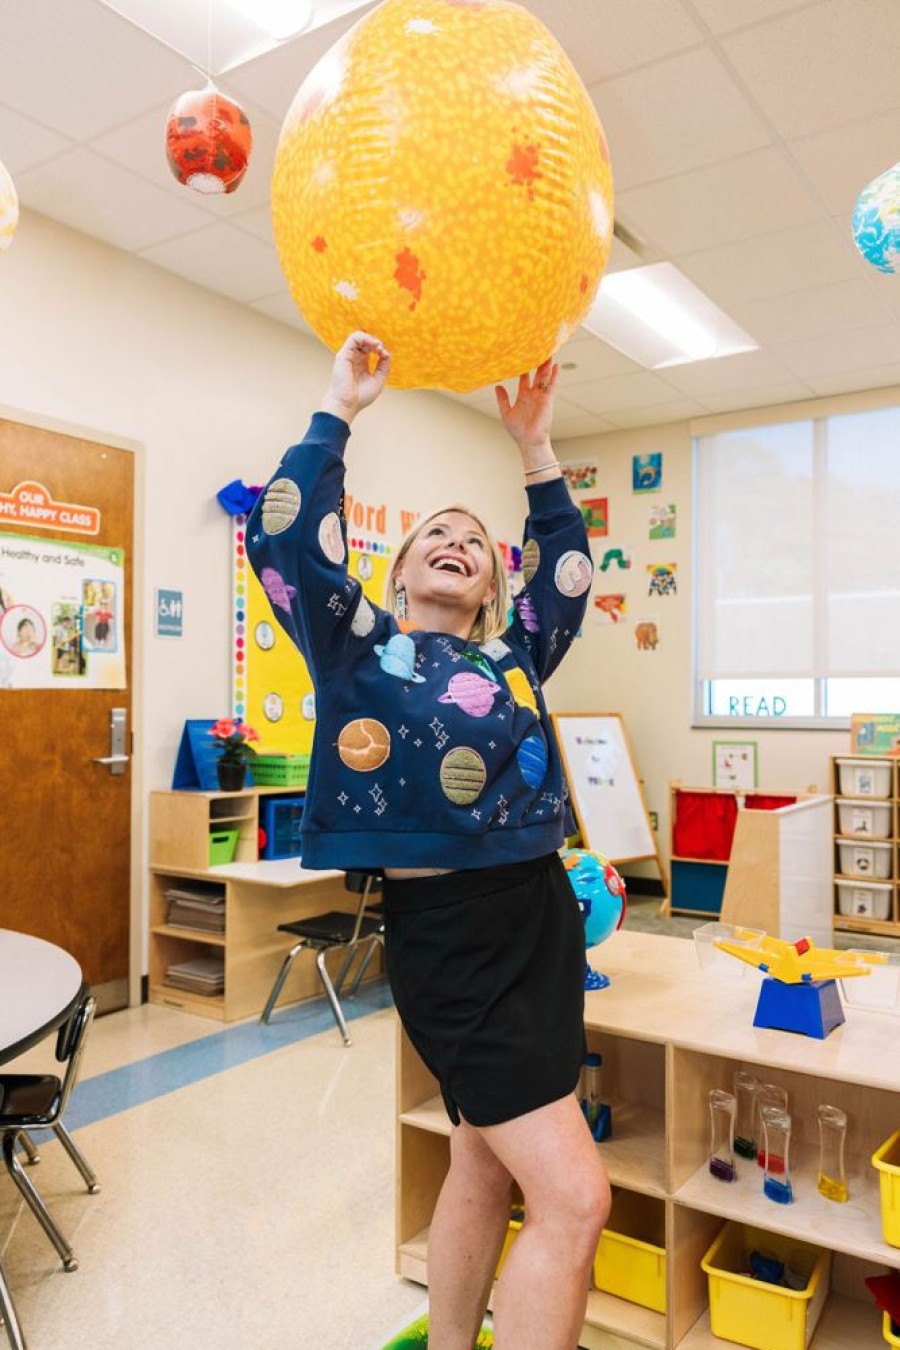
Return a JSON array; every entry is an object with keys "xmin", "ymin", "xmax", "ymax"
[
  {"xmin": 597, "ymin": 543, "xmax": 634, "ymax": 574},
  {"xmin": 850, "ymin": 712, "xmax": 900, "ymax": 756},
  {"xmin": 235, "ymin": 514, "xmax": 393, "ymax": 754},
  {"xmin": 634, "ymin": 617, "xmax": 660, "ymax": 651},
  {"xmin": 713, "ymin": 740, "xmax": 758, "ymax": 789},
  {"xmin": 561, "ymin": 463, "xmax": 597, "ymax": 491},
  {"xmin": 647, "ymin": 563, "xmax": 677, "ymax": 597},
  {"xmin": 594, "ymin": 593, "xmax": 627, "ymax": 624},
  {"xmin": 0, "ymin": 530, "xmax": 126, "ymax": 689},
  {"xmin": 633, "ymin": 453, "xmax": 662, "ymax": 493},
  {"xmin": 579, "ymin": 496, "xmax": 608, "ymax": 537},
  {"xmin": 649, "ymin": 502, "xmax": 676, "ymax": 540}
]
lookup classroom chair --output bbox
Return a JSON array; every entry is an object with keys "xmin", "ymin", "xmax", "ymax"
[
  {"xmin": 0, "ymin": 993, "xmax": 100, "ymax": 1274},
  {"xmin": 259, "ymin": 871, "xmax": 384, "ymax": 1045},
  {"xmin": 0, "ymin": 1256, "xmax": 27, "ymax": 1350}
]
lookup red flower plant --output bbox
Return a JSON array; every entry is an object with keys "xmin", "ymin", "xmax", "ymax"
[{"xmin": 210, "ymin": 717, "xmax": 259, "ymax": 767}]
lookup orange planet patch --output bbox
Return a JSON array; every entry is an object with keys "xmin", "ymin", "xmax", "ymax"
[{"xmin": 337, "ymin": 718, "xmax": 391, "ymax": 772}]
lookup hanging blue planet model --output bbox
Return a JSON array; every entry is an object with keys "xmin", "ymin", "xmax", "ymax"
[
  {"xmin": 562, "ymin": 848, "xmax": 626, "ymax": 990},
  {"xmin": 852, "ymin": 161, "xmax": 900, "ymax": 273}
]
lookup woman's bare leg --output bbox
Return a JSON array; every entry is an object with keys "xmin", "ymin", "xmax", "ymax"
[
  {"xmin": 478, "ymin": 1094, "xmax": 611, "ymax": 1350},
  {"xmin": 426, "ymin": 1116, "xmax": 514, "ymax": 1350}
]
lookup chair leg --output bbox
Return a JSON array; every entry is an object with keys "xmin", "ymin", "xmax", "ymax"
[
  {"xmin": 315, "ymin": 950, "xmax": 352, "ymax": 1046},
  {"xmin": 0, "ymin": 1257, "xmax": 27, "ymax": 1350},
  {"xmin": 259, "ymin": 942, "xmax": 305, "ymax": 1024},
  {"xmin": 1, "ymin": 1135, "xmax": 78, "ymax": 1273},
  {"xmin": 15, "ymin": 1133, "xmax": 39, "ymax": 1167},
  {"xmin": 52, "ymin": 1124, "xmax": 100, "ymax": 1195},
  {"xmin": 346, "ymin": 936, "xmax": 383, "ymax": 998}
]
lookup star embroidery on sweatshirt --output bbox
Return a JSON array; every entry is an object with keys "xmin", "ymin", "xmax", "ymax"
[
  {"xmin": 398, "ymin": 725, "xmax": 410, "ymax": 738},
  {"xmin": 337, "ymin": 792, "xmax": 348, "ymax": 806}
]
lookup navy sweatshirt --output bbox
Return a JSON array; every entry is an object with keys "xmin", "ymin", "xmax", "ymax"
[{"xmin": 246, "ymin": 412, "xmax": 591, "ymax": 871}]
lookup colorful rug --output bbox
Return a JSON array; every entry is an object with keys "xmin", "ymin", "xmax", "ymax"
[{"xmin": 377, "ymin": 1311, "xmax": 493, "ymax": 1349}]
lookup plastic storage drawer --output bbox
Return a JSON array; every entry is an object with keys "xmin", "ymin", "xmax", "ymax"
[
  {"xmin": 835, "ymin": 757, "xmax": 892, "ymax": 798},
  {"xmin": 836, "ymin": 838, "xmax": 893, "ymax": 879},
  {"xmin": 835, "ymin": 878, "xmax": 892, "ymax": 920},
  {"xmin": 259, "ymin": 794, "xmax": 305, "ymax": 860},
  {"xmin": 835, "ymin": 798, "xmax": 892, "ymax": 839}
]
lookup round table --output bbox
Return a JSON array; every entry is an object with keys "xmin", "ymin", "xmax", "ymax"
[{"xmin": 0, "ymin": 930, "xmax": 84, "ymax": 1065}]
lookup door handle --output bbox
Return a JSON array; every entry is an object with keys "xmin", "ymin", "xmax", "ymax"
[{"xmin": 95, "ymin": 707, "xmax": 129, "ymax": 774}]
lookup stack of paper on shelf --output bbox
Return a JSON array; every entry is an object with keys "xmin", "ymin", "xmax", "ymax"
[
  {"xmin": 165, "ymin": 882, "xmax": 226, "ymax": 934},
  {"xmin": 164, "ymin": 956, "xmax": 225, "ymax": 996}
]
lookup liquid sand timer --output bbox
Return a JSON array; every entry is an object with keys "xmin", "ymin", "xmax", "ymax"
[
  {"xmin": 761, "ymin": 1106, "xmax": 793, "ymax": 1204},
  {"xmin": 581, "ymin": 1053, "xmax": 603, "ymax": 1132},
  {"xmin": 733, "ymin": 1070, "xmax": 759, "ymax": 1161},
  {"xmin": 817, "ymin": 1105, "xmax": 849, "ymax": 1203},
  {"xmin": 756, "ymin": 1083, "xmax": 788, "ymax": 1166},
  {"xmin": 709, "ymin": 1089, "xmax": 737, "ymax": 1182}
]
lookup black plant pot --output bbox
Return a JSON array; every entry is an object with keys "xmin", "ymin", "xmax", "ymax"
[{"xmin": 217, "ymin": 760, "xmax": 246, "ymax": 792}]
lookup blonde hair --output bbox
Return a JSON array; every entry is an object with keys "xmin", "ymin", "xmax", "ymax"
[{"xmin": 386, "ymin": 505, "xmax": 511, "ymax": 645}]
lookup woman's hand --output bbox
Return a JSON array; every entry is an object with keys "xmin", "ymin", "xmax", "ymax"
[
  {"xmin": 495, "ymin": 358, "xmax": 560, "ymax": 472},
  {"xmin": 320, "ymin": 331, "xmax": 391, "ymax": 424}
]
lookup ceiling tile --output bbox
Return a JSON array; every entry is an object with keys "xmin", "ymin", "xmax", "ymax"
[
  {"xmin": 615, "ymin": 147, "xmax": 822, "ymax": 255},
  {"xmin": 602, "ymin": 398, "xmax": 707, "ymax": 428},
  {"xmin": 677, "ymin": 218, "xmax": 861, "ymax": 306},
  {"xmin": 563, "ymin": 370, "xmax": 684, "ymax": 415},
  {"xmin": 15, "ymin": 148, "xmax": 214, "ymax": 251},
  {"xmin": 594, "ymin": 47, "xmax": 770, "ymax": 192},
  {"xmin": 0, "ymin": 105, "xmax": 72, "ymax": 174},
  {"xmin": 529, "ymin": 0, "xmax": 703, "ymax": 82},
  {"xmin": 731, "ymin": 279, "xmax": 893, "ymax": 345},
  {"xmin": 804, "ymin": 364, "xmax": 900, "ymax": 397},
  {"xmin": 553, "ymin": 408, "xmax": 618, "ymax": 439},
  {"xmin": 558, "ymin": 336, "xmax": 643, "ymax": 382},
  {"xmin": 688, "ymin": 0, "xmax": 816, "ymax": 35},
  {"xmin": 249, "ymin": 292, "xmax": 314, "ymax": 334},
  {"xmin": 660, "ymin": 348, "xmax": 796, "ymax": 396},
  {"xmin": 139, "ymin": 221, "xmax": 286, "ymax": 303},
  {"xmin": 223, "ymin": 13, "xmax": 367, "ymax": 121},
  {"xmin": 0, "ymin": 0, "xmax": 194, "ymax": 140},
  {"xmin": 90, "ymin": 98, "xmax": 282, "ymax": 219},
  {"xmin": 787, "ymin": 109, "xmax": 900, "ymax": 217},
  {"xmin": 722, "ymin": 0, "xmax": 900, "ymax": 140},
  {"xmin": 698, "ymin": 379, "xmax": 814, "ymax": 412},
  {"xmin": 774, "ymin": 323, "xmax": 900, "ymax": 379}
]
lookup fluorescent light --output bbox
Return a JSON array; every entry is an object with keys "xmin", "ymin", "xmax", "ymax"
[
  {"xmin": 581, "ymin": 262, "xmax": 758, "ymax": 368},
  {"xmin": 227, "ymin": 0, "xmax": 314, "ymax": 40}
]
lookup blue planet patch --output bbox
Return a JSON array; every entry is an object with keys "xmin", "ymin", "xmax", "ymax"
[
  {"xmin": 374, "ymin": 632, "xmax": 426, "ymax": 683},
  {"xmin": 517, "ymin": 732, "xmax": 548, "ymax": 789}
]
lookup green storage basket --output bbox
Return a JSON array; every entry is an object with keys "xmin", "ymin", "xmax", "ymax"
[
  {"xmin": 208, "ymin": 829, "xmax": 239, "ymax": 865},
  {"xmin": 251, "ymin": 754, "xmax": 310, "ymax": 787}
]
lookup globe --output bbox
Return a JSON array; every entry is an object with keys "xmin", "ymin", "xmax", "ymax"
[{"xmin": 562, "ymin": 848, "xmax": 627, "ymax": 990}]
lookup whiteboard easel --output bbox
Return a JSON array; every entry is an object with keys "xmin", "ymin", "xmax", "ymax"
[{"xmin": 552, "ymin": 712, "xmax": 669, "ymax": 911}]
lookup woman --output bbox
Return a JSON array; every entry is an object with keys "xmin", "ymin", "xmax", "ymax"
[{"xmin": 247, "ymin": 331, "xmax": 610, "ymax": 1350}]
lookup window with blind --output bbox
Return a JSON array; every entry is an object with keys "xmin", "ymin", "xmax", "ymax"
[{"xmin": 695, "ymin": 405, "xmax": 900, "ymax": 725}]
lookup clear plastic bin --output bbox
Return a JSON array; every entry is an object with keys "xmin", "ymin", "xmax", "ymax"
[
  {"xmin": 836, "ymin": 838, "xmax": 893, "ymax": 879},
  {"xmin": 835, "ymin": 798, "xmax": 893, "ymax": 839},
  {"xmin": 835, "ymin": 878, "xmax": 892, "ymax": 920},
  {"xmin": 841, "ymin": 950, "xmax": 900, "ymax": 1013},
  {"xmin": 836, "ymin": 757, "xmax": 893, "ymax": 798},
  {"xmin": 693, "ymin": 922, "xmax": 765, "ymax": 980}
]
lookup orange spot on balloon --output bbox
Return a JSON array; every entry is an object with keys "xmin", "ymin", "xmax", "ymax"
[
  {"xmin": 395, "ymin": 247, "xmax": 426, "ymax": 310},
  {"xmin": 580, "ymin": 273, "xmax": 590, "ymax": 294},
  {"xmin": 507, "ymin": 142, "xmax": 542, "ymax": 201},
  {"xmin": 312, "ymin": 235, "xmax": 327, "ymax": 252}
]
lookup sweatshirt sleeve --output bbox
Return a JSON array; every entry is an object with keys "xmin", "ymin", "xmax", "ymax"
[
  {"xmin": 507, "ymin": 475, "xmax": 591, "ymax": 681},
  {"xmin": 246, "ymin": 412, "xmax": 376, "ymax": 683}
]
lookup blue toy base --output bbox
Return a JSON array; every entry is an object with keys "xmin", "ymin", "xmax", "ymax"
[
  {"xmin": 584, "ymin": 963, "xmax": 610, "ymax": 991},
  {"xmin": 752, "ymin": 977, "xmax": 844, "ymax": 1039},
  {"xmin": 592, "ymin": 1103, "xmax": 612, "ymax": 1142}
]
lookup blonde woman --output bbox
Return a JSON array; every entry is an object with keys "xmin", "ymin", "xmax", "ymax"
[{"xmin": 248, "ymin": 332, "xmax": 609, "ymax": 1350}]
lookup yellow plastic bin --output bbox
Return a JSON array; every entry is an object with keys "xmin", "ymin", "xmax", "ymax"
[
  {"xmin": 700, "ymin": 1223, "xmax": 831, "ymax": 1350},
  {"xmin": 872, "ymin": 1129, "xmax": 900, "ymax": 1248},
  {"xmin": 593, "ymin": 1189, "xmax": 666, "ymax": 1314},
  {"xmin": 883, "ymin": 1311, "xmax": 900, "ymax": 1347},
  {"xmin": 208, "ymin": 829, "xmax": 239, "ymax": 866},
  {"xmin": 494, "ymin": 1206, "xmax": 524, "ymax": 1278}
]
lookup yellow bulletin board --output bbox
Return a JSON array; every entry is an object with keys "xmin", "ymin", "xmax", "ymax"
[{"xmin": 232, "ymin": 515, "xmax": 393, "ymax": 754}]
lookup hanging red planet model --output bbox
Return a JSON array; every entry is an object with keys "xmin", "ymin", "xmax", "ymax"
[{"xmin": 165, "ymin": 83, "xmax": 252, "ymax": 194}]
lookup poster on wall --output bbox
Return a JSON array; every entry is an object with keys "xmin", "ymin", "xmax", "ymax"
[{"xmin": 0, "ymin": 530, "xmax": 126, "ymax": 689}]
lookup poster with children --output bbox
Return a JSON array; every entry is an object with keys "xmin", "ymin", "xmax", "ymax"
[{"xmin": 0, "ymin": 531, "xmax": 126, "ymax": 689}]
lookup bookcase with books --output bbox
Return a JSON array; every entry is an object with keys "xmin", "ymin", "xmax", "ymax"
[{"xmin": 148, "ymin": 788, "xmax": 351, "ymax": 1021}]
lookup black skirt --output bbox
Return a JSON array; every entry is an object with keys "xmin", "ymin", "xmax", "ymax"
[{"xmin": 382, "ymin": 852, "xmax": 586, "ymax": 1127}]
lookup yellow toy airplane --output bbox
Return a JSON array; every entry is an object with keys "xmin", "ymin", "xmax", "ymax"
[{"xmin": 714, "ymin": 934, "xmax": 871, "ymax": 985}]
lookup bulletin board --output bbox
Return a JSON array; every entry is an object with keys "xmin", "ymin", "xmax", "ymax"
[
  {"xmin": 232, "ymin": 514, "xmax": 393, "ymax": 755},
  {"xmin": 552, "ymin": 712, "xmax": 668, "ymax": 899}
]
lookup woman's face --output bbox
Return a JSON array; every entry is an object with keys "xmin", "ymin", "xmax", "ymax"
[{"xmin": 396, "ymin": 511, "xmax": 497, "ymax": 619}]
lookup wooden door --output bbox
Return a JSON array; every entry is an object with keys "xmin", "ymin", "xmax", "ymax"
[{"xmin": 0, "ymin": 416, "xmax": 135, "ymax": 1011}]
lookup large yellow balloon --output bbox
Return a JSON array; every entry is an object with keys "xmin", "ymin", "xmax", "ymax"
[{"xmin": 272, "ymin": 0, "xmax": 613, "ymax": 392}]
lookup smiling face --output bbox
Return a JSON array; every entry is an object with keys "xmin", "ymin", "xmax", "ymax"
[{"xmin": 394, "ymin": 510, "xmax": 498, "ymax": 634}]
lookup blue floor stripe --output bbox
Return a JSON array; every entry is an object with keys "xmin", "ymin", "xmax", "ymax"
[{"xmin": 64, "ymin": 979, "xmax": 395, "ymax": 1132}]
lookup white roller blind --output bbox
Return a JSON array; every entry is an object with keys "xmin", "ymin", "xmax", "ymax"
[{"xmin": 697, "ymin": 406, "xmax": 900, "ymax": 682}]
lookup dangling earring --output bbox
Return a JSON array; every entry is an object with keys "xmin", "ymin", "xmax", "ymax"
[{"xmin": 395, "ymin": 583, "xmax": 408, "ymax": 620}]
